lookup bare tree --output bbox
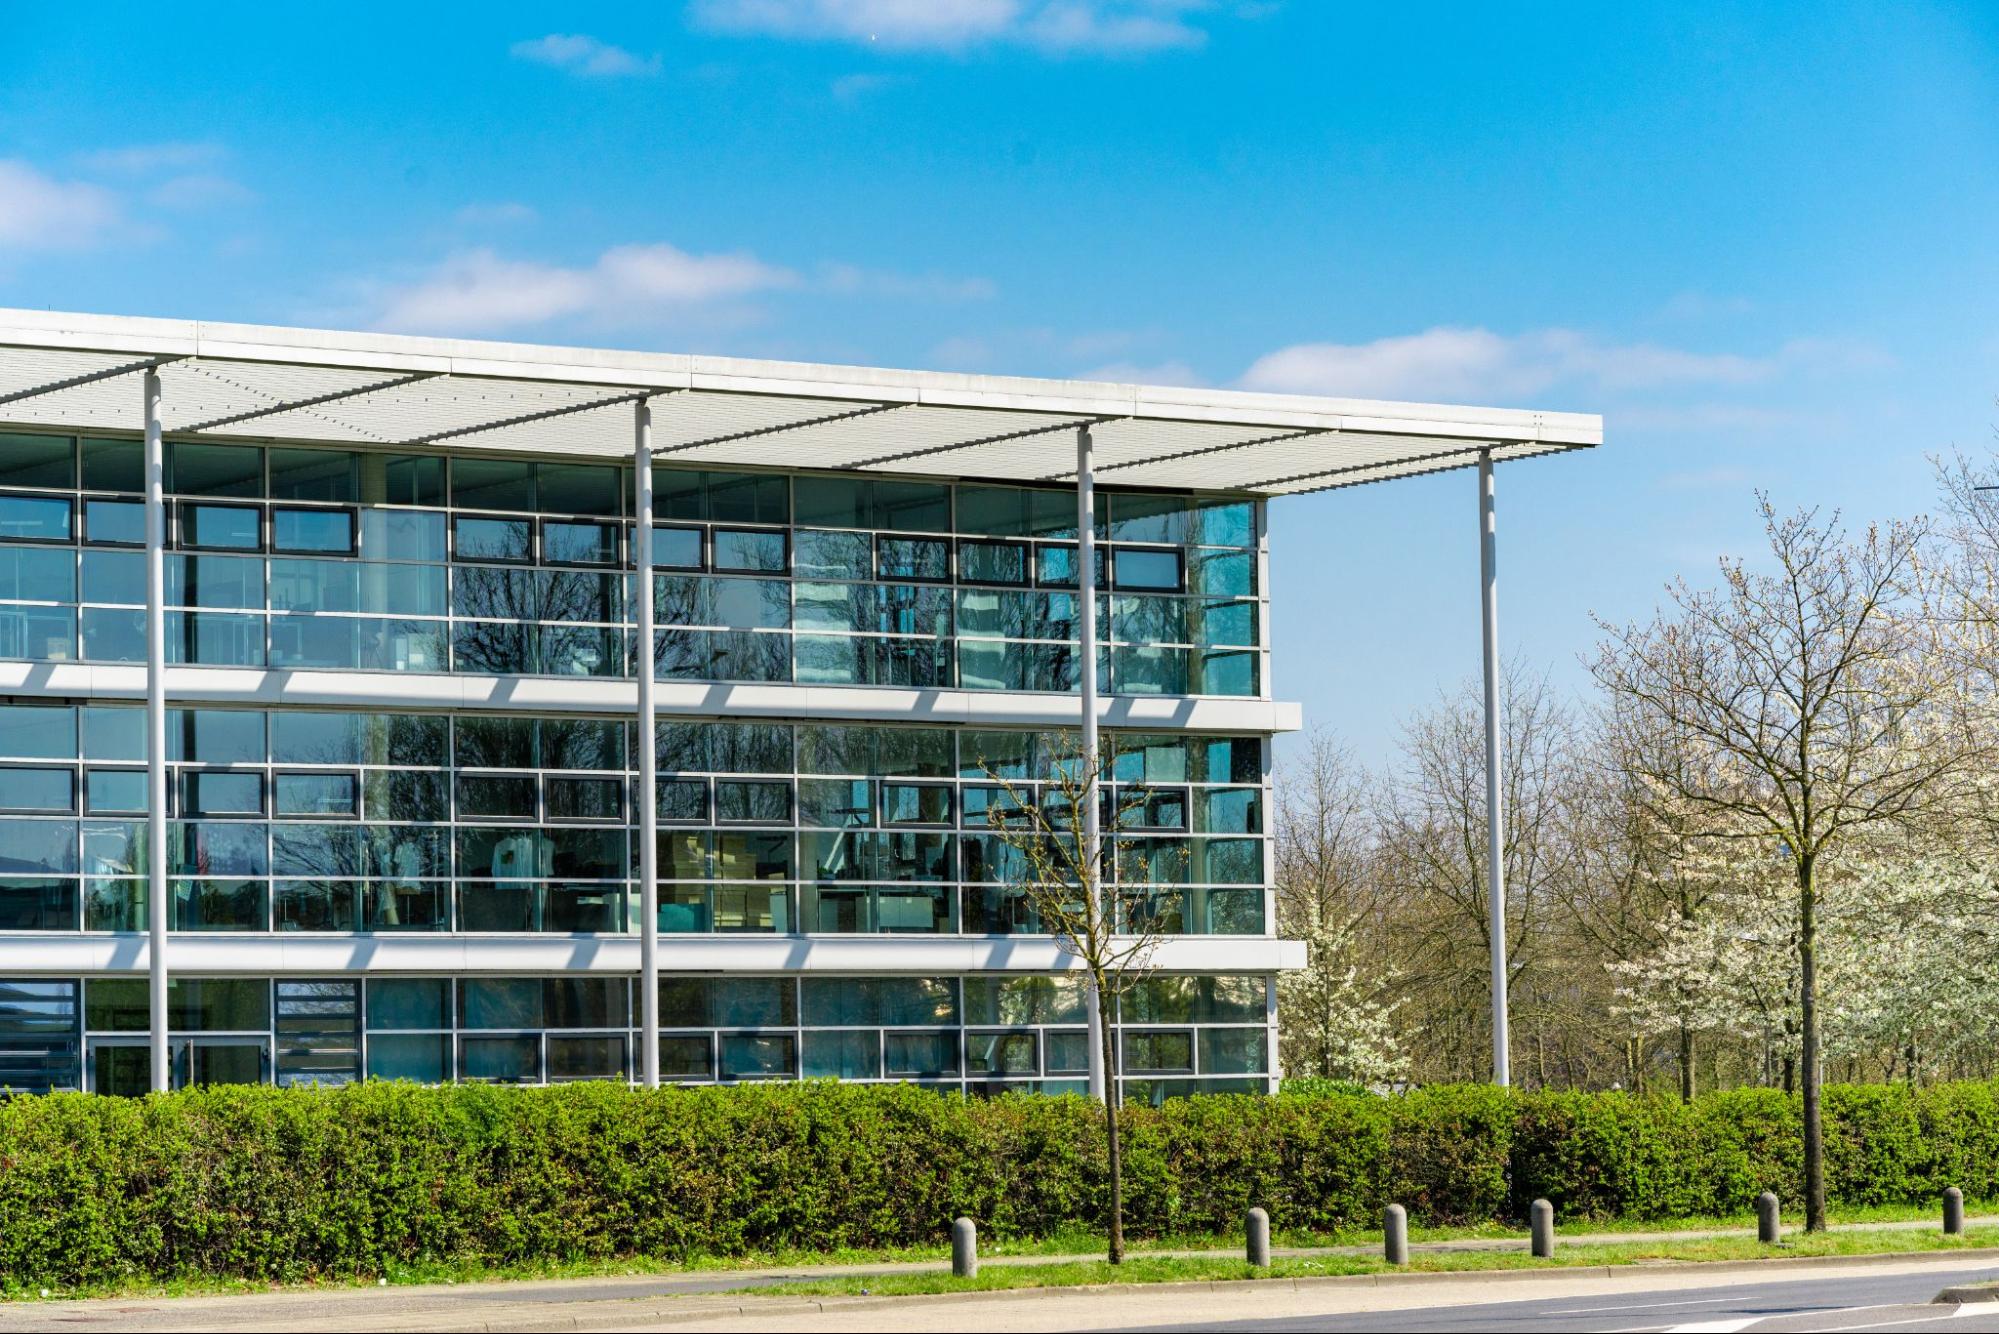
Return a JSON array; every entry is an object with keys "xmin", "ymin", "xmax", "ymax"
[
  {"xmin": 976, "ymin": 731, "xmax": 1180, "ymax": 1266},
  {"xmin": 1372, "ymin": 665, "xmax": 1581, "ymax": 1084},
  {"xmin": 1592, "ymin": 497, "xmax": 1987, "ymax": 1231}
]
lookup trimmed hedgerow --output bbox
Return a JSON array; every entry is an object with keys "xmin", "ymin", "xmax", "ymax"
[{"xmin": 0, "ymin": 1078, "xmax": 1995, "ymax": 1289}]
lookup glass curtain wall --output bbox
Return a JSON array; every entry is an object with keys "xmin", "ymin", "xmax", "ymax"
[
  {"xmin": 0, "ymin": 972, "xmax": 1271, "ymax": 1099},
  {"xmin": 0, "ymin": 703, "xmax": 1267, "ymax": 937},
  {"xmin": 0, "ymin": 434, "xmax": 1265, "ymax": 696}
]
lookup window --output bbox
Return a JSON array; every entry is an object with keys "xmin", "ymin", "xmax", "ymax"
[
  {"xmin": 456, "ymin": 775, "xmax": 537, "ymax": 820},
  {"xmin": 542, "ymin": 520, "xmax": 618, "ymax": 566},
  {"xmin": 452, "ymin": 458, "xmax": 535, "ymax": 512},
  {"xmin": 0, "ymin": 495, "xmax": 72, "ymax": 543},
  {"xmin": 0, "ymin": 705, "xmax": 75, "ymax": 760},
  {"xmin": 0, "ymin": 767, "xmax": 76, "ymax": 813},
  {"xmin": 793, "ymin": 530, "xmax": 871, "ymax": 579},
  {"xmin": 882, "ymin": 783, "xmax": 951, "ymax": 826},
  {"xmin": 274, "ymin": 772, "xmax": 359, "ymax": 818},
  {"xmin": 0, "ymin": 434, "xmax": 76, "ymax": 489},
  {"xmin": 182, "ymin": 771, "xmax": 265, "ymax": 818},
  {"xmin": 85, "ymin": 768, "xmax": 146, "ymax": 814},
  {"xmin": 957, "ymin": 540, "xmax": 1028, "ymax": 586},
  {"xmin": 657, "ymin": 778, "xmax": 708, "ymax": 822},
  {"xmin": 546, "ymin": 777, "xmax": 622, "ymax": 822},
  {"xmin": 83, "ymin": 499, "xmax": 144, "ymax": 546},
  {"xmin": 710, "ymin": 779, "xmax": 787, "ymax": 825},
  {"xmin": 1112, "ymin": 548, "xmax": 1184, "ymax": 593},
  {"xmin": 650, "ymin": 525, "xmax": 703, "ymax": 570},
  {"xmin": 180, "ymin": 504, "xmax": 261, "ymax": 551},
  {"xmin": 267, "ymin": 449, "xmax": 360, "ymax": 503},
  {"xmin": 877, "ymin": 537, "xmax": 949, "ymax": 582},
  {"xmin": 272, "ymin": 507, "xmax": 355, "ymax": 555},
  {"xmin": 452, "ymin": 516, "xmax": 530, "ymax": 563},
  {"xmin": 170, "ymin": 444, "xmax": 262, "ymax": 497},
  {"xmin": 713, "ymin": 529, "xmax": 787, "ymax": 574}
]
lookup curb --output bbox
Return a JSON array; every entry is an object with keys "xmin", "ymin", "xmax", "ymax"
[
  {"xmin": 1937, "ymin": 1283, "xmax": 1999, "ymax": 1305},
  {"xmin": 333, "ymin": 1247, "xmax": 1999, "ymax": 1334}
]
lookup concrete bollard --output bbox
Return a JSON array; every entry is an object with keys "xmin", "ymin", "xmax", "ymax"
[
  {"xmin": 1946, "ymin": 1187, "xmax": 1965, "ymax": 1236},
  {"xmin": 1246, "ymin": 1206, "xmax": 1271, "ymax": 1268},
  {"xmin": 1530, "ymin": 1199, "xmax": 1555, "ymax": 1258},
  {"xmin": 951, "ymin": 1217, "xmax": 978, "ymax": 1278},
  {"xmin": 1384, "ymin": 1203, "xmax": 1409, "ymax": 1266},
  {"xmin": 1757, "ymin": 1191, "xmax": 1781, "ymax": 1243}
]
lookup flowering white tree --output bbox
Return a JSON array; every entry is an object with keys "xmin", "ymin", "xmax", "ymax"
[
  {"xmin": 1279, "ymin": 910, "xmax": 1410, "ymax": 1086},
  {"xmin": 1594, "ymin": 498, "xmax": 1989, "ymax": 1231}
]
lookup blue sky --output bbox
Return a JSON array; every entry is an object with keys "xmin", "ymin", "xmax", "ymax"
[{"xmin": 5, "ymin": 1, "xmax": 1997, "ymax": 763}]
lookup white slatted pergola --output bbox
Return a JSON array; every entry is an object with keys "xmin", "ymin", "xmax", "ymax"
[{"xmin": 0, "ymin": 308, "xmax": 1602, "ymax": 1092}]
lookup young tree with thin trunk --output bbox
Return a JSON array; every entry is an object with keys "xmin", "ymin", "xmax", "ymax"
[
  {"xmin": 976, "ymin": 731, "xmax": 1179, "ymax": 1266},
  {"xmin": 1593, "ymin": 497, "xmax": 1986, "ymax": 1231}
]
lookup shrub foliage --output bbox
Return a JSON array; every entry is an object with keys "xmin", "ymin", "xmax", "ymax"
[{"xmin": 1, "ymin": 1079, "xmax": 1994, "ymax": 1288}]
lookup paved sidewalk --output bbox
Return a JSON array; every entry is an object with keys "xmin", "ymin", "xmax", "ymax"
[{"xmin": 0, "ymin": 1214, "xmax": 1990, "ymax": 1333}]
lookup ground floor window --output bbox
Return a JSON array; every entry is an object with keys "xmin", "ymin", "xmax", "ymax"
[{"xmin": 0, "ymin": 972, "xmax": 1274, "ymax": 1101}]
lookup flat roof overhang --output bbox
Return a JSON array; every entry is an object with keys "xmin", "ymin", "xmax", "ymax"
[{"xmin": 0, "ymin": 308, "xmax": 1601, "ymax": 495}]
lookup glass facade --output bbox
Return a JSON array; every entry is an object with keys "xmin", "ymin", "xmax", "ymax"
[
  {"xmin": 0, "ymin": 432, "xmax": 1284, "ymax": 1101},
  {"xmin": 0, "ymin": 434, "xmax": 1265, "ymax": 697},
  {"xmin": 0, "ymin": 704, "xmax": 1267, "ymax": 937},
  {"xmin": 1, "ymin": 973, "xmax": 1270, "ymax": 1099}
]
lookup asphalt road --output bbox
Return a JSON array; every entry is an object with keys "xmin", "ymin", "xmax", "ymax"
[{"xmin": 1135, "ymin": 1266, "xmax": 1999, "ymax": 1333}]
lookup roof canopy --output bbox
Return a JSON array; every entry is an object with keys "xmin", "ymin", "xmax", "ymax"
[{"xmin": 0, "ymin": 309, "xmax": 1600, "ymax": 497}]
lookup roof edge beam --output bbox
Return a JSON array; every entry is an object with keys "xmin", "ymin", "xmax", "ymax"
[
  {"xmin": 0, "ymin": 354, "xmax": 183, "ymax": 406},
  {"xmin": 178, "ymin": 370, "xmax": 444, "ymax": 434}
]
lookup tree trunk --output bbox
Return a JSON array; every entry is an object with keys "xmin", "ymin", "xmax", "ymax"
[
  {"xmin": 1799, "ymin": 862, "xmax": 1827, "ymax": 1233},
  {"xmin": 1679, "ymin": 1023, "xmax": 1695, "ymax": 1102},
  {"xmin": 1098, "ymin": 975, "xmax": 1125, "ymax": 1265}
]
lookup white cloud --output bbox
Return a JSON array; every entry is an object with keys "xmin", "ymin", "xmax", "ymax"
[
  {"xmin": 511, "ymin": 34, "xmax": 662, "ymax": 77},
  {"xmin": 0, "ymin": 161, "xmax": 121, "ymax": 251},
  {"xmin": 371, "ymin": 243, "xmax": 798, "ymax": 334},
  {"xmin": 689, "ymin": 0, "xmax": 1235, "ymax": 55},
  {"xmin": 1233, "ymin": 326, "xmax": 1883, "ymax": 404},
  {"xmin": 1076, "ymin": 359, "xmax": 1206, "ymax": 387},
  {"xmin": 817, "ymin": 262, "xmax": 995, "ymax": 300}
]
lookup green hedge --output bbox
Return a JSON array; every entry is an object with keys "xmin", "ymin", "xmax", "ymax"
[{"xmin": 2, "ymin": 1078, "xmax": 1996, "ymax": 1289}]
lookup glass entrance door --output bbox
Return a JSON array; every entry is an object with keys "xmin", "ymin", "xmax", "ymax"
[{"xmin": 88, "ymin": 1041, "xmax": 152, "ymax": 1096}]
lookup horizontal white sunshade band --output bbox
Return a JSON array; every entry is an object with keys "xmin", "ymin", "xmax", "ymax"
[{"xmin": 0, "ymin": 309, "xmax": 1601, "ymax": 497}]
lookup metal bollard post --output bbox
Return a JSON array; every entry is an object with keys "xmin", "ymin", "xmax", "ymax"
[
  {"xmin": 1246, "ymin": 1206, "xmax": 1271, "ymax": 1268},
  {"xmin": 1384, "ymin": 1203, "xmax": 1409, "ymax": 1265},
  {"xmin": 1757, "ymin": 1191, "xmax": 1781, "ymax": 1243},
  {"xmin": 1530, "ymin": 1199, "xmax": 1555, "ymax": 1258},
  {"xmin": 951, "ymin": 1217, "xmax": 978, "ymax": 1278},
  {"xmin": 1946, "ymin": 1187, "xmax": 1965, "ymax": 1236}
]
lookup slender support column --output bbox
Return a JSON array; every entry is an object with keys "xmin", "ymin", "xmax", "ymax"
[
  {"xmin": 635, "ymin": 399, "xmax": 660, "ymax": 1088},
  {"xmin": 1077, "ymin": 425, "xmax": 1107, "ymax": 1101},
  {"xmin": 143, "ymin": 368, "xmax": 169, "ymax": 1092},
  {"xmin": 1478, "ymin": 450, "xmax": 1510, "ymax": 1087}
]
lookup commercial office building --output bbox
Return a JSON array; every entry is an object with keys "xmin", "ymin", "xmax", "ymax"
[{"xmin": 0, "ymin": 310, "xmax": 1598, "ymax": 1097}]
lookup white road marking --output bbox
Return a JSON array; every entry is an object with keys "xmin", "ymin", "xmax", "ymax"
[
  {"xmin": 1662, "ymin": 1319, "xmax": 1763, "ymax": 1332},
  {"xmin": 1549, "ymin": 1295, "xmax": 1769, "ymax": 1315}
]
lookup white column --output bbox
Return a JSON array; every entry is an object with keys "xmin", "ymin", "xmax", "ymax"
[
  {"xmin": 143, "ymin": 368, "xmax": 170, "ymax": 1092},
  {"xmin": 1479, "ymin": 450, "xmax": 1510, "ymax": 1087},
  {"xmin": 1077, "ymin": 424, "xmax": 1107, "ymax": 1101},
  {"xmin": 634, "ymin": 399, "xmax": 660, "ymax": 1087}
]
